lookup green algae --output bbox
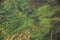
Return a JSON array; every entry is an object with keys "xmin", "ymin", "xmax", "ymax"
[{"xmin": 0, "ymin": 0, "xmax": 60, "ymax": 40}]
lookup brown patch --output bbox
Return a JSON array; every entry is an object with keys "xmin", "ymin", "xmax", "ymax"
[
  {"xmin": 5, "ymin": 31, "xmax": 30, "ymax": 40},
  {"xmin": 50, "ymin": 11, "xmax": 60, "ymax": 18},
  {"xmin": 3, "ymin": 0, "xmax": 9, "ymax": 4},
  {"xmin": 26, "ymin": 25, "xmax": 38, "ymax": 32},
  {"xmin": 0, "ymin": 0, "xmax": 9, "ymax": 8},
  {"xmin": 29, "ymin": 0, "xmax": 44, "ymax": 8},
  {"xmin": 47, "ymin": 0, "xmax": 60, "ymax": 7},
  {"xmin": 5, "ymin": 25, "xmax": 38, "ymax": 40}
]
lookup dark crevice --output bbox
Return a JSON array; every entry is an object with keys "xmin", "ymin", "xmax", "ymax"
[
  {"xmin": 17, "ymin": 6, "xmax": 22, "ymax": 11},
  {"xmin": 52, "ymin": 32, "xmax": 60, "ymax": 40}
]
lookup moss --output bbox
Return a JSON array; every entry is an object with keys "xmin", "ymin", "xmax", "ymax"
[{"xmin": 0, "ymin": 0, "xmax": 60, "ymax": 40}]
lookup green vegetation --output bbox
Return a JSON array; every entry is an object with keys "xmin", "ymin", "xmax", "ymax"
[{"xmin": 0, "ymin": 0, "xmax": 60, "ymax": 40}]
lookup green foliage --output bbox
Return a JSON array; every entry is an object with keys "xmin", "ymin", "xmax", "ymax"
[{"xmin": 0, "ymin": 0, "xmax": 60, "ymax": 40}]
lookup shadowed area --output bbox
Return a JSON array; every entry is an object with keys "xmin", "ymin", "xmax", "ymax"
[{"xmin": 50, "ymin": 11, "xmax": 60, "ymax": 18}]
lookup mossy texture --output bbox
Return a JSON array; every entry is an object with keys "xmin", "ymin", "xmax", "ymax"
[{"xmin": 0, "ymin": 0, "xmax": 60, "ymax": 40}]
